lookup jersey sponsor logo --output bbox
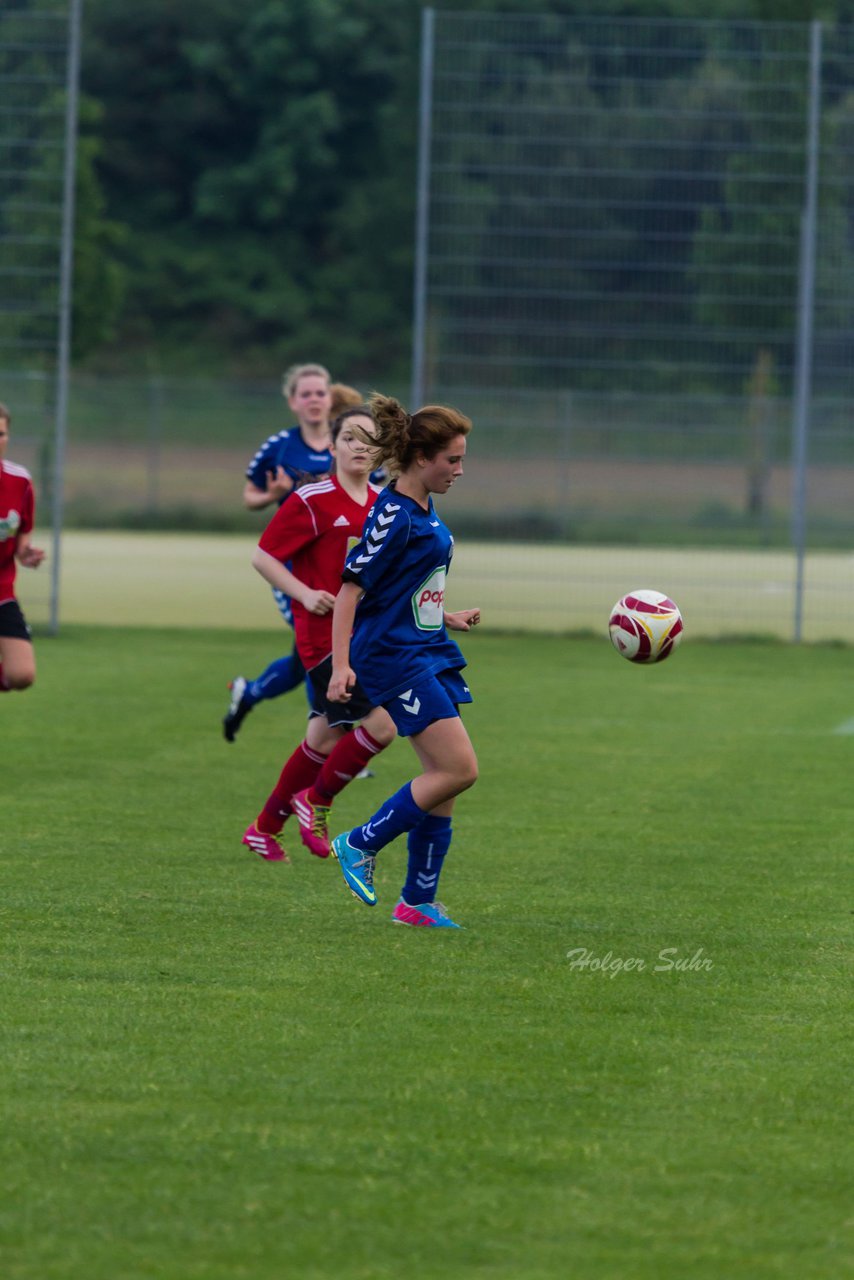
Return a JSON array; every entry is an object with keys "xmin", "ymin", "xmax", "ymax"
[
  {"xmin": 333, "ymin": 515, "xmax": 349, "ymax": 527},
  {"xmin": 0, "ymin": 508, "xmax": 21, "ymax": 542},
  {"xmin": 411, "ymin": 566, "xmax": 445, "ymax": 631}
]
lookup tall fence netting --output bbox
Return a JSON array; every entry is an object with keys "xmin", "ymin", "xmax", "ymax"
[
  {"xmin": 0, "ymin": 0, "xmax": 74, "ymax": 628},
  {"xmin": 4, "ymin": 12, "xmax": 854, "ymax": 639},
  {"xmin": 414, "ymin": 12, "xmax": 854, "ymax": 639}
]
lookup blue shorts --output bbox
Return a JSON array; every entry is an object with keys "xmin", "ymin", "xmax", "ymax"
[{"xmin": 383, "ymin": 668, "xmax": 472, "ymax": 738}]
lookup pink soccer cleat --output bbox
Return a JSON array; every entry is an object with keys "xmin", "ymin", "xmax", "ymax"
[
  {"xmin": 391, "ymin": 899, "xmax": 461, "ymax": 928},
  {"xmin": 242, "ymin": 822, "xmax": 289, "ymax": 863},
  {"xmin": 291, "ymin": 788, "xmax": 332, "ymax": 858}
]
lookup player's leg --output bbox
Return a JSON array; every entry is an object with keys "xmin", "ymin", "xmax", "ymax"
[
  {"xmin": 223, "ymin": 643, "xmax": 306, "ymax": 743},
  {"xmin": 0, "ymin": 605, "xmax": 36, "ymax": 690},
  {"xmin": 242, "ymin": 726, "xmax": 330, "ymax": 862},
  {"xmin": 407, "ymin": 716, "xmax": 478, "ymax": 813},
  {"xmin": 291, "ymin": 664, "xmax": 395, "ymax": 857},
  {"xmin": 332, "ymin": 671, "xmax": 477, "ymax": 908},
  {"xmin": 390, "ymin": 787, "xmax": 458, "ymax": 926}
]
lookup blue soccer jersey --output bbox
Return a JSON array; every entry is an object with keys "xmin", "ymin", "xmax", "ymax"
[
  {"xmin": 246, "ymin": 427, "xmax": 333, "ymax": 502},
  {"xmin": 342, "ymin": 483, "xmax": 466, "ymax": 705}
]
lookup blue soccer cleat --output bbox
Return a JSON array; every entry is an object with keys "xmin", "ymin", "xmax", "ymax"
[
  {"xmin": 331, "ymin": 831, "xmax": 377, "ymax": 906},
  {"xmin": 392, "ymin": 899, "xmax": 461, "ymax": 928}
]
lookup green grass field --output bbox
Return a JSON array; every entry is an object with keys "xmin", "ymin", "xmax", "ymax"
[{"xmin": 2, "ymin": 626, "xmax": 851, "ymax": 1278}]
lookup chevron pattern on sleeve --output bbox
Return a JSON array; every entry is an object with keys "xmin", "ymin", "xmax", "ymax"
[{"xmin": 348, "ymin": 501, "xmax": 401, "ymax": 573}]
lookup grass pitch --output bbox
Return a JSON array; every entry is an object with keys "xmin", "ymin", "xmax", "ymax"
[{"xmin": 2, "ymin": 627, "xmax": 851, "ymax": 1279}]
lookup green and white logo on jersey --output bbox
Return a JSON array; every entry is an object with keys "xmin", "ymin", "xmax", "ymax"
[
  {"xmin": 411, "ymin": 566, "xmax": 446, "ymax": 631},
  {"xmin": 0, "ymin": 508, "xmax": 21, "ymax": 542}
]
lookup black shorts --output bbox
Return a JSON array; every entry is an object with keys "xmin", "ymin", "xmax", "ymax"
[
  {"xmin": 307, "ymin": 654, "xmax": 375, "ymax": 728},
  {"xmin": 0, "ymin": 599, "xmax": 32, "ymax": 640}
]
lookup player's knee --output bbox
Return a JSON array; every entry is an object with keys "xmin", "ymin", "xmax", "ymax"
[
  {"xmin": 457, "ymin": 754, "xmax": 479, "ymax": 792},
  {"xmin": 371, "ymin": 722, "xmax": 396, "ymax": 748},
  {"xmin": 8, "ymin": 671, "xmax": 35, "ymax": 690}
]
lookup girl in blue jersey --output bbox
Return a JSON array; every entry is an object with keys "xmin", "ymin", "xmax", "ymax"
[
  {"xmin": 223, "ymin": 363, "xmax": 334, "ymax": 742},
  {"xmin": 328, "ymin": 394, "xmax": 481, "ymax": 928}
]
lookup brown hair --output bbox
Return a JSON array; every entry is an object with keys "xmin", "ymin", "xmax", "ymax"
[
  {"xmin": 331, "ymin": 404, "xmax": 374, "ymax": 445},
  {"xmin": 329, "ymin": 382, "xmax": 362, "ymax": 418},
  {"xmin": 364, "ymin": 394, "xmax": 471, "ymax": 475},
  {"xmin": 0, "ymin": 402, "xmax": 10, "ymax": 425}
]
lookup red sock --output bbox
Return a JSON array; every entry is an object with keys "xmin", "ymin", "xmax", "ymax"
[
  {"xmin": 311, "ymin": 727, "xmax": 385, "ymax": 803},
  {"xmin": 257, "ymin": 741, "xmax": 326, "ymax": 833}
]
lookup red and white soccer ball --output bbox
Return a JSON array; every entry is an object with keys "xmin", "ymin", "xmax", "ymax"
[{"xmin": 609, "ymin": 589, "xmax": 683, "ymax": 664}]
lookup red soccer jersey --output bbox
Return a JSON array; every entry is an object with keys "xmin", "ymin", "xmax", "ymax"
[
  {"xmin": 0, "ymin": 460, "xmax": 35, "ymax": 604},
  {"xmin": 258, "ymin": 475, "xmax": 380, "ymax": 670}
]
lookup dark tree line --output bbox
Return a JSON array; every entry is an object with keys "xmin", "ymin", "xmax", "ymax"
[{"xmin": 73, "ymin": 0, "xmax": 846, "ymax": 379}]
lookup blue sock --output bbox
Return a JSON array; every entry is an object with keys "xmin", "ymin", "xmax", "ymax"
[
  {"xmin": 350, "ymin": 782, "xmax": 427, "ymax": 854},
  {"xmin": 402, "ymin": 815, "xmax": 452, "ymax": 905},
  {"xmin": 247, "ymin": 650, "xmax": 305, "ymax": 704}
]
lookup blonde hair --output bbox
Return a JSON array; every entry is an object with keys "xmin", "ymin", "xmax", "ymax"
[
  {"xmin": 0, "ymin": 401, "xmax": 10, "ymax": 425},
  {"xmin": 364, "ymin": 393, "xmax": 471, "ymax": 475},
  {"xmin": 281, "ymin": 363, "xmax": 331, "ymax": 399},
  {"xmin": 329, "ymin": 382, "xmax": 362, "ymax": 418}
]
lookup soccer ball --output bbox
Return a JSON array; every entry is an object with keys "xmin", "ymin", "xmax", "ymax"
[{"xmin": 609, "ymin": 589, "xmax": 683, "ymax": 663}]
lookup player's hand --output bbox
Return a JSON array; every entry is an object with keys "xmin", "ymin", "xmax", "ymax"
[
  {"xmin": 266, "ymin": 466, "xmax": 294, "ymax": 501},
  {"xmin": 18, "ymin": 544, "xmax": 45, "ymax": 569},
  {"xmin": 301, "ymin": 588, "xmax": 337, "ymax": 616},
  {"xmin": 327, "ymin": 665, "xmax": 356, "ymax": 702},
  {"xmin": 444, "ymin": 607, "xmax": 481, "ymax": 632}
]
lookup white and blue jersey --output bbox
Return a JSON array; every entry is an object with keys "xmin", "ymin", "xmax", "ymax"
[
  {"xmin": 342, "ymin": 482, "xmax": 467, "ymax": 706},
  {"xmin": 246, "ymin": 426, "xmax": 333, "ymax": 503},
  {"xmin": 247, "ymin": 426, "xmax": 334, "ymax": 626}
]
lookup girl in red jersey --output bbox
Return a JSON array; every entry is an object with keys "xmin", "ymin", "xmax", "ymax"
[
  {"xmin": 0, "ymin": 404, "xmax": 45, "ymax": 692},
  {"xmin": 241, "ymin": 406, "xmax": 396, "ymax": 863}
]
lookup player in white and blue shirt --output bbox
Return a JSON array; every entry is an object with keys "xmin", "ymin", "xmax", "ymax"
[
  {"xmin": 245, "ymin": 426, "xmax": 335, "ymax": 512},
  {"xmin": 327, "ymin": 395, "xmax": 481, "ymax": 928},
  {"xmin": 224, "ymin": 365, "xmax": 335, "ymax": 741},
  {"xmin": 244, "ymin": 423, "xmax": 335, "ymax": 623},
  {"xmin": 225, "ymin": 369, "xmax": 388, "ymax": 743}
]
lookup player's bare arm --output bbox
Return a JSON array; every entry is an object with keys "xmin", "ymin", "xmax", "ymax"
[
  {"xmin": 444, "ymin": 607, "xmax": 480, "ymax": 631},
  {"xmin": 250, "ymin": 547, "xmax": 336, "ymax": 615},
  {"xmin": 328, "ymin": 580, "xmax": 363, "ymax": 701}
]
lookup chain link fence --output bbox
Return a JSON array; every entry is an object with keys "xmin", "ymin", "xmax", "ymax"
[
  {"xmin": 0, "ymin": 0, "xmax": 80, "ymax": 630},
  {"xmin": 4, "ymin": 10, "xmax": 854, "ymax": 639},
  {"xmin": 412, "ymin": 11, "xmax": 854, "ymax": 639}
]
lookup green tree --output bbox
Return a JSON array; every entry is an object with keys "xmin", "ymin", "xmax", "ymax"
[{"xmin": 82, "ymin": 0, "xmax": 420, "ymax": 378}]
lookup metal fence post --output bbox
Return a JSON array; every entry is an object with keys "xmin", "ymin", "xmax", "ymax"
[
  {"xmin": 410, "ymin": 7, "xmax": 435, "ymax": 410},
  {"xmin": 790, "ymin": 20, "xmax": 822, "ymax": 643},
  {"xmin": 147, "ymin": 375, "xmax": 163, "ymax": 515},
  {"xmin": 49, "ymin": 0, "xmax": 83, "ymax": 634}
]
